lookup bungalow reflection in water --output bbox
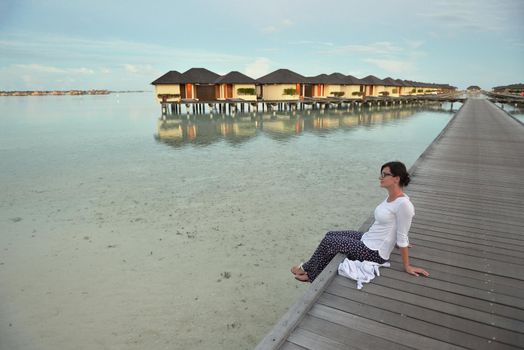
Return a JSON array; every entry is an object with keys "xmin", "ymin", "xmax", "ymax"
[{"xmin": 154, "ymin": 105, "xmax": 448, "ymax": 148}]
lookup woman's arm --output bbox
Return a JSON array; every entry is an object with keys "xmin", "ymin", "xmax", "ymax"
[{"xmin": 399, "ymin": 246, "xmax": 429, "ymax": 277}]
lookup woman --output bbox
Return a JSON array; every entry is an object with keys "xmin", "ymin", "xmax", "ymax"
[{"xmin": 292, "ymin": 161, "xmax": 429, "ymax": 282}]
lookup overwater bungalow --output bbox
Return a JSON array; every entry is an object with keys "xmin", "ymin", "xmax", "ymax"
[
  {"xmin": 361, "ymin": 75, "xmax": 387, "ymax": 97},
  {"xmin": 305, "ymin": 73, "xmax": 351, "ymax": 98},
  {"xmin": 493, "ymin": 83, "xmax": 524, "ymax": 95},
  {"xmin": 342, "ymin": 75, "xmax": 366, "ymax": 98},
  {"xmin": 327, "ymin": 73, "xmax": 362, "ymax": 99},
  {"xmin": 393, "ymin": 79, "xmax": 410, "ymax": 95},
  {"xmin": 151, "ymin": 70, "xmax": 184, "ymax": 103},
  {"xmin": 434, "ymin": 83, "xmax": 456, "ymax": 94},
  {"xmin": 179, "ymin": 68, "xmax": 221, "ymax": 101},
  {"xmin": 256, "ymin": 69, "xmax": 308, "ymax": 101},
  {"xmin": 382, "ymin": 77, "xmax": 403, "ymax": 97},
  {"xmin": 151, "ymin": 68, "xmax": 222, "ymax": 102},
  {"xmin": 403, "ymin": 80, "xmax": 439, "ymax": 95},
  {"xmin": 399, "ymin": 80, "xmax": 419, "ymax": 95},
  {"xmin": 415, "ymin": 81, "xmax": 434, "ymax": 94},
  {"xmin": 439, "ymin": 83, "xmax": 457, "ymax": 94},
  {"xmin": 214, "ymin": 71, "xmax": 257, "ymax": 101},
  {"xmin": 305, "ymin": 74, "xmax": 330, "ymax": 98},
  {"xmin": 151, "ymin": 67, "xmax": 459, "ymax": 115}
]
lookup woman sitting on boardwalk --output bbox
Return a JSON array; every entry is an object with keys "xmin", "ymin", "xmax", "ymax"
[{"xmin": 292, "ymin": 161, "xmax": 429, "ymax": 282}]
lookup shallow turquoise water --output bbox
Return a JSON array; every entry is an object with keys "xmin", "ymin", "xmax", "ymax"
[
  {"xmin": 0, "ymin": 93, "xmax": 457, "ymax": 350},
  {"xmin": 493, "ymin": 102, "xmax": 524, "ymax": 123}
]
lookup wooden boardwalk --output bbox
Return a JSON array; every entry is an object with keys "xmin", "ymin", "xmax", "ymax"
[{"xmin": 255, "ymin": 98, "xmax": 524, "ymax": 350}]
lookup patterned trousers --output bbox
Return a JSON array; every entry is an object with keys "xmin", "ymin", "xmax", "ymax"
[{"xmin": 301, "ymin": 230, "xmax": 385, "ymax": 282}]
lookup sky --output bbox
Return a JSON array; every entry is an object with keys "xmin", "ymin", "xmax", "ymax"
[{"xmin": 0, "ymin": 0, "xmax": 523, "ymax": 91}]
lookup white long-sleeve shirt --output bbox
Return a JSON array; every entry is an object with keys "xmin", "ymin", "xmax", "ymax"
[{"xmin": 361, "ymin": 195, "xmax": 414, "ymax": 260}]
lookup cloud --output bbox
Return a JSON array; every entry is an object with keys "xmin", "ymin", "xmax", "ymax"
[
  {"xmin": 261, "ymin": 25, "xmax": 277, "ymax": 34},
  {"xmin": 415, "ymin": 0, "xmax": 520, "ymax": 34},
  {"xmin": 418, "ymin": 12, "xmax": 498, "ymax": 32},
  {"xmin": 319, "ymin": 42, "xmax": 402, "ymax": 55},
  {"xmin": 0, "ymin": 32, "xmax": 258, "ymax": 89},
  {"xmin": 364, "ymin": 59, "xmax": 414, "ymax": 74},
  {"xmin": 403, "ymin": 39, "xmax": 425, "ymax": 50},
  {"xmin": 261, "ymin": 18, "xmax": 294, "ymax": 34},
  {"xmin": 0, "ymin": 33, "xmax": 250, "ymax": 68},
  {"xmin": 291, "ymin": 40, "xmax": 334, "ymax": 47},
  {"xmin": 244, "ymin": 58, "xmax": 271, "ymax": 78},
  {"xmin": 314, "ymin": 39, "xmax": 426, "ymax": 76},
  {"xmin": 123, "ymin": 64, "xmax": 157, "ymax": 75},
  {"xmin": 0, "ymin": 63, "xmax": 97, "ymax": 90},
  {"xmin": 12, "ymin": 64, "xmax": 94, "ymax": 75},
  {"xmin": 505, "ymin": 38, "xmax": 524, "ymax": 48}
]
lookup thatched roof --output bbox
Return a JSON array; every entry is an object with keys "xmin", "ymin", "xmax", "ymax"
[
  {"xmin": 307, "ymin": 74, "xmax": 331, "ymax": 84},
  {"xmin": 493, "ymin": 83, "xmax": 524, "ymax": 90},
  {"xmin": 382, "ymin": 77, "xmax": 402, "ymax": 87},
  {"xmin": 215, "ymin": 71, "xmax": 256, "ymax": 84},
  {"xmin": 307, "ymin": 73, "xmax": 350, "ymax": 84},
  {"xmin": 346, "ymin": 75, "xmax": 364, "ymax": 85},
  {"xmin": 328, "ymin": 73, "xmax": 356, "ymax": 84},
  {"xmin": 151, "ymin": 68, "xmax": 457, "ymax": 91},
  {"xmin": 181, "ymin": 68, "xmax": 221, "ymax": 84},
  {"xmin": 361, "ymin": 75, "xmax": 386, "ymax": 85},
  {"xmin": 256, "ymin": 69, "xmax": 308, "ymax": 84},
  {"xmin": 151, "ymin": 70, "xmax": 185, "ymax": 85},
  {"xmin": 309, "ymin": 73, "xmax": 363, "ymax": 85},
  {"xmin": 403, "ymin": 80, "xmax": 423, "ymax": 87}
]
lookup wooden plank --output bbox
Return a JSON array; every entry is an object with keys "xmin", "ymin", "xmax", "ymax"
[
  {"xmin": 326, "ymin": 280, "xmax": 524, "ymax": 348},
  {"xmin": 378, "ymin": 268, "xmax": 524, "ymax": 310},
  {"xmin": 412, "ymin": 211, "xmax": 524, "ymax": 231},
  {"xmin": 409, "ymin": 228, "xmax": 524, "ymax": 253},
  {"xmin": 409, "ymin": 238, "xmax": 524, "ymax": 263},
  {"xmin": 410, "ymin": 221, "xmax": 524, "ymax": 245},
  {"xmin": 412, "ymin": 200, "xmax": 523, "ymax": 222},
  {"xmin": 309, "ymin": 304, "xmax": 465, "ymax": 350},
  {"xmin": 387, "ymin": 254, "xmax": 524, "ymax": 295},
  {"xmin": 412, "ymin": 208, "xmax": 524, "ymax": 230},
  {"xmin": 333, "ymin": 277, "xmax": 524, "ymax": 333},
  {"xmin": 318, "ymin": 290, "xmax": 518, "ymax": 350},
  {"xmin": 371, "ymin": 275, "xmax": 524, "ymax": 320},
  {"xmin": 385, "ymin": 265, "xmax": 524, "ymax": 300},
  {"xmin": 405, "ymin": 245, "xmax": 524, "ymax": 279},
  {"xmin": 279, "ymin": 342, "xmax": 308, "ymax": 350},
  {"xmin": 411, "ymin": 233, "xmax": 524, "ymax": 257},
  {"xmin": 414, "ymin": 204, "xmax": 524, "ymax": 223},
  {"xmin": 411, "ymin": 215, "xmax": 524, "ymax": 236},
  {"xmin": 409, "ymin": 189, "xmax": 524, "ymax": 209},
  {"xmin": 298, "ymin": 315, "xmax": 410, "ymax": 350},
  {"xmin": 287, "ymin": 328, "xmax": 354, "ymax": 350}
]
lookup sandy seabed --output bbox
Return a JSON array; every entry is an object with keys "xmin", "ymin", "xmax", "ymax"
[
  {"xmin": 0, "ymin": 95, "xmax": 455, "ymax": 349},
  {"xmin": 1, "ymin": 150, "xmax": 382, "ymax": 349}
]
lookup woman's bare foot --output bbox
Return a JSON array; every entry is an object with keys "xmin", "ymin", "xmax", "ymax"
[
  {"xmin": 291, "ymin": 265, "xmax": 306, "ymax": 276},
  {"xmin": 294, "ymin": 273, "xmax": 310, "ymax": 282}
]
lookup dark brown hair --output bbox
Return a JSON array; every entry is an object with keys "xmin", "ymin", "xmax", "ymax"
[{"xmin": 381, "ymin": 161, "xmax": 410, "ymax": 187}]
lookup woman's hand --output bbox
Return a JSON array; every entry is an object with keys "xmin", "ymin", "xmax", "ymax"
[
  {"xmin": 405, "ymin": 265, "xmax": 429, "ymax": 277},
  {"xmin": 399, "ymin": 247, "xmax": 429, "ymax": 277}
]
